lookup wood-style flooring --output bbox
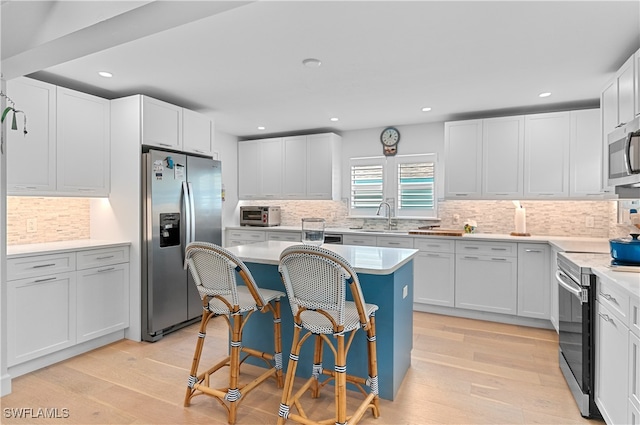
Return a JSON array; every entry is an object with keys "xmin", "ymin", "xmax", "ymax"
[{"xmin": 1, "ymin": 312, "xmax": 605, "ymax": 424}]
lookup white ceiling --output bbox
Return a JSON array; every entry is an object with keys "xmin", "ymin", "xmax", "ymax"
[{"xmin": 2, "ymin": 1, "xmax": 639, "ymax": 138}]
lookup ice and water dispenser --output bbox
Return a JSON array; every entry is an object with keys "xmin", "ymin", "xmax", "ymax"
[{"xmin": 159, "ymin": 213, "xmax": 180, "ymax": 247}]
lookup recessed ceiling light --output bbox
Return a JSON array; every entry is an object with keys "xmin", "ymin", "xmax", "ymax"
[
  {"xmin": 539, "ymin": 92, "xmax": 551, "ymax": 98},
  {"xmin": 302, "ymin": 58, "xmax": 322, "ymax": 68},
  {"xmin": 98, "ymin": 71, "xmax": 113, "ymax": 78},
  {"xmin": 421, "ymin": 107, "xmax": 432, "ymax": 112},
  {"xmin": 330, "ymin": 117, "xmax": 339, "ymax": 122},
  {"xmin": 257, "ymin": 126, "xmax": 266, "ymax": 130}
]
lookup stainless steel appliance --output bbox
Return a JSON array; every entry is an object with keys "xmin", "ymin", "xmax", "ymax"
[
  {"xmin": 555, "ymin": 252, "xmax": 610, "ymax": 418},
  {"xmin": 608, "ymin": 115, "xmax": 640, "ymax": 198},
  {"xmin": 142, "ymin": 148, "xmax": 222, "ymax": 342},
  {"xmin": 240, "ymin": 206, "xmax": 281, "ymax": 226},
  {"xmin": 324, "ymin": 233, "xmax": 343, "ymax": 244}
]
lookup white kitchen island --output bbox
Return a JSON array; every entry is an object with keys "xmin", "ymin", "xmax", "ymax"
[{"xmin": 226, "ymin": 240, "xmax": 418, "ymax": 401}]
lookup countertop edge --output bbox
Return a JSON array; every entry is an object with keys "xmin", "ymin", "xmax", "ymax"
[
  {"xmin": 592, "ymin": 266, "xmax": 640, "ymax": 301},
  {"xmin": 7, "ymin": 240, "xmax": 132, "ymax": 258}
]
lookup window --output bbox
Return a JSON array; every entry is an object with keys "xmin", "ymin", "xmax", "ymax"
[{"xmin": 349, "ymin": 154, "xmax": 437, "ymax": 218}]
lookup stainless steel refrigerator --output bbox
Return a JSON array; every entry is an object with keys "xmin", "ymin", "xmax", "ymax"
[{"xmin": 141, "ymin": 148, "xmax": 222, "ymax": 342}]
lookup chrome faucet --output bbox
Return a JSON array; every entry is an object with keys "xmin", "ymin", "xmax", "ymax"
[{"xmin": 376, "ymin": 201, "xmax": 393, "ymax": 230}]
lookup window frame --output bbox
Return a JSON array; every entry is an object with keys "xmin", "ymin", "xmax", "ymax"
[{"xmin": 348, "ymin": 153, "xmax": 437, "ymax": 219}]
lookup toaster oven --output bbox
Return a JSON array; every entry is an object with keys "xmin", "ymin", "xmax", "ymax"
[{"xmin": 240, "ymin": 206, "xmax": 281, "ymax": 227}]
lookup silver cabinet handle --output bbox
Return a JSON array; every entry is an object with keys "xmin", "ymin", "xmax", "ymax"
[
  {"xmin": 463, "ymin": 256, "xmax": 479, "ymax": 260},
  {"xmin": 600, "ymin": 292, "xmax": 618, "ymax": 304},
  {"xmin": 454, "ymin": 193, "xmax": 469, "ymax": 196},
  {"xmin": 525, "ymin": 249, "xmax": 542, "ymax": 253},
  {"xmin": 491, "ymin": 258, "xmax": 507, "ymax": 261},
  {"xmin": 33, "ymin": 263, "xmax": 56, "ymax": 269},
  {"xmin": 97, "ymin": 267, "xmax": 115, "ymax": 273},
  {"xmin": 464, "ymin": 246, "xmax": 479, "ymax": 250},
  {"xmin": 159, "ymin": 143, "xmax": 172, "ymax": 147},
  {"xmin": 599, "ymin": 313, "xmax": 614, "ymax": 324},
  {"xmin": 34, "ymin": 277, "xmax": 57, "ymax": 283},
  {"xmin": 426, "ymin": 253, "xmax": 440, "ymax": 257},
  {"xmin": 491, "ymin": 247, "xmax": 507, "ymax": 251},
  {"xmin": 96, "ymin": 255, "xmax": 114, "ymax": 260}
]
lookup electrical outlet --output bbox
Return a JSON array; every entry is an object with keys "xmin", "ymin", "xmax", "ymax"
[
  {"xmin": 26, "ymin": 218, "xmax": 37, "ymax": 233},
  {"xmin": 453, "ymin": 214, "xmax": 461, "ymax": 225},
  {"xmin": 585, "ymin": 216, "xmax": 595, "ymax": 228},
  {"xmin": 402, "ymin": 285, "xmax": 408, "ymax": 299}
]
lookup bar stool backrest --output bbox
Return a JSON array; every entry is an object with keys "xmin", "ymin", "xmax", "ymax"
[
  {"xmin": 279, "ymin": 244, "xmax": 368, "ymax": 327},
  {"xmin": 184, "ymin": 242, "xmax": 268, "ymax": 309}
]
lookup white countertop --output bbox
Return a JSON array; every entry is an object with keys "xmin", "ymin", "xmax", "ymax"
[
  {"xmin": 227, "ymin": 225, "xmax": 611, "ymax": 253},
  {"xmin": 7, "ymin": 239, "xmax": 131, "ymax": 258},
  {"xmin": 593, "ymin": 266, "xmax": 640, "ymax": 300},
  {"xmin": 226, "ymin": 240, "xmax": 418, "ymax": 275}
]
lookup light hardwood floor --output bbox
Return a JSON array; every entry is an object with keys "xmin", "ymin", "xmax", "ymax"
[{"xmin": 1, "ymin": 312, "xmax": 604, "ymax": 425}]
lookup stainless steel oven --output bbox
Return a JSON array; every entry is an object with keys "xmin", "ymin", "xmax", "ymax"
[{"xmin": 555, "ymin": 252, "xmax": 610, "ymax": 418}]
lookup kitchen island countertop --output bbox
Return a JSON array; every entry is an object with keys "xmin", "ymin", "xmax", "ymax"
[{"xmin": 227, "ymin": 240, "xmax": 418, "ymax": 275}]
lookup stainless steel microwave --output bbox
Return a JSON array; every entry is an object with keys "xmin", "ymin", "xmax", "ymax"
[
  {"xmin": 608, "ymin": 115, "xmax": 640, "ymax": 189},
  {"xmin": 240, "ymin": 206, "xmax": 281, "ymax": 227}
]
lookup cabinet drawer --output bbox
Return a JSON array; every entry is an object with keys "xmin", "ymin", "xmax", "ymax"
[
  {"xmin": 267, "ymin": 231, "xmax": 301, "ymax": 242},
  {"xmin": 598, "ymin": 278, "xmax": 630, "ymax": 326},
  {"xmin": 343, "ymin": 234, "xmax": 377, "ymax": 246},
  {"xmin": 414, "ymin": 238, "xmax": 455, "ymax": 253},
  {"xmin": 227, "ymin": 229, "xmax": 266, "ymax": 242},
  {"xmin": 7, "ymin": 253, "xmax": 76, "ymax": 280},
  {"xmin": 632, "ymin": 297, "xmax": 640, "ymax": 338},
  {"xmin": 376, "ymin": 236, "xmax": 414, "ymax": 248},
  {"xmin": 76, "ymin": 246, "xmax": 130, "ymax": 270},
  {"xmin": 456, "ymin": 240, "xmax": 517, "ymax": 257}
]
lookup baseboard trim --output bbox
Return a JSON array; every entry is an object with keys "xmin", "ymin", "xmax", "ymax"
[{"xmin": 413, "ymin": 303, "xmax": 554, "ymax": 329}]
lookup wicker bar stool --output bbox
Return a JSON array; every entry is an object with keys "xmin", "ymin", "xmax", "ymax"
[
  {"xmin": 183, "ymin": 242, "xmax": 285, "ymax": 425},
  {"xmin": 277, "ymin": 244, "xmax": 380, "ymax": 425}
]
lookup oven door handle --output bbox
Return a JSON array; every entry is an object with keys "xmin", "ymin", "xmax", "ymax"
[{"xmin": 555, "ymin": 270, "xmax": 583, "ymax": 301}]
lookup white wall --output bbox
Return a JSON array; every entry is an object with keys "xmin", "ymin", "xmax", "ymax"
[
  {"xmin": 1, "ymin": 76, "xmax": 11, "ymax": 396},
  {"xmin": 339, "ymin": 122, "xmax": 445, "ymax": 201}
]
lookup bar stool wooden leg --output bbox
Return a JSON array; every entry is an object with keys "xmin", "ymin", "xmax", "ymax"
[
  {"xmin": 336, "ymin": 334, "xmax": 347, "ymax": 425},
  {"xmin": 366, "ymin": 315, "xmax": 380, "ymax": 418},
  {"xmin": 272, "ymin": 299, "xmax": 284, "ymax": 388},
  {"xmin": 277, "ymin": 324, "xmax": 303, "ymax": 425},
  {"xmin": 311, "ymin": 334, "xmax": 323, "ymax": 398},
  {"xmin": 184, "ymin": 304, "xmax": 212, "ymax": 407},
  {"xmin": 227, "ymin": 312, "xmax": 243, "ymax": 425}
]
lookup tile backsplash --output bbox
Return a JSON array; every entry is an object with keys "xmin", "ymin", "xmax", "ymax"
[
  {"xmin": 7, "ymin": 197, "xmax": 90, "ymax": 245},
  {"xmin": 242, "ymin": 199, "xmax": 631, "ymax": 239},
  {"xmin": 7, "ymin": 196, "xmax": 634, "ymax": 246}
]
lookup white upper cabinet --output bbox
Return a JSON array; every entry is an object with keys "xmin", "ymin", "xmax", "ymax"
[
  {"xmin": 482, "ymin": 115, "xmax": 525, "ymax": 198},
  {"xmin": 444, "ymin": 119, "xmax": 483, "ymax": 198},
  {"xmin": 6, "ymin": 77, "xmax": 57, "ymax": 194},
  {"xmin": 182, "ymin": 108, "xmax": 214, "ymax": 156},
  {"xmin": 283, "ymin": 136, "xmax": 307, "ymax": 198},
  {"xmin": 524, "ymin": 111, "xmax": 571, "ymax": 198},
  {"xmin": 617, "ymin": 54, "xmax": 636, "ymax": 126},
  {"xmin": 569, "ymin": 109, "xmax": 604, "ymax": 198},
  {"xmin": 636, "ymin": 48, "xmax": 640, "ymax": 118},
  {"xmin": 56, "ymin": 87, "xmax": 110, "ymax": 196},
  {"xmin": 306, "ymin": 133, "xmax": 341, "ymax": 200},
  {"xmin": 239, "ymin": 132, "xmax": 341, "ymax": 200},
  {"xmin": 6, "ymin": 77, "xmax": 110, "ymax": 197},
  {"xmin": 260, "ymin": 138, "xmax": 284, "ymax": 198},
  {"xmin": 141, "ymin": 96, "xmax": 183, "ymax": 150},
  {"xmin": 237, "ymin": 140, "xmax": 262, "ymax": 199}
]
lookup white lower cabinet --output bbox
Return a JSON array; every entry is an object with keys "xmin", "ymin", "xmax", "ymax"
[
  {"xmin": 455, "ymin": 241, "xmax": 517, "ymax": 314},
  {"xmin": 595, "ymin": 276, "xmax": 633, "ymax": 425},
  {"xmin": 76, "ymin": 263, "xmax": 129, "ymax": 343},
  {"xmin": 342, "ymin": 234, "xmax": 377, "ymax": 246},
  {"xmin": 7, "ymin": 272, "xmax": 77, "ymax": 366},
  {"xmin": 225, "ymin": 229, "xmax": 266, "ymax": 247},
  {"xmin": 413, "ymin": 239, "xmax": 455, "ymax": 307},
  {"xmin": 517, "ymin": 243, "xmax": 550, "ymax": 319},
  {"xmin": 630, "ymin": 331, "xmax": 640, "ymax": 423},
  {"xmin": 267, "ymin": 231, "xmax": 301, "ymax": 242},
  {"xmin": 6, "ymin": 244, "xmax": 130, "ymax": 370}
]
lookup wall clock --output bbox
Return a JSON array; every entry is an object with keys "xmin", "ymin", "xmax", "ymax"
[{"xmin": 380, "ymin": 126, "xmax": 400, "ymax": 156}]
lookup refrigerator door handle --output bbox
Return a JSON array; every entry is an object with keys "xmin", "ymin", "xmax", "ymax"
[
  {"xmin": 187, "ymin": 182, "xmax": 196, "ymax": 243},
  {"xmin": 183, "ymin": 181, "xmax": 192, "ymax": 250}
]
